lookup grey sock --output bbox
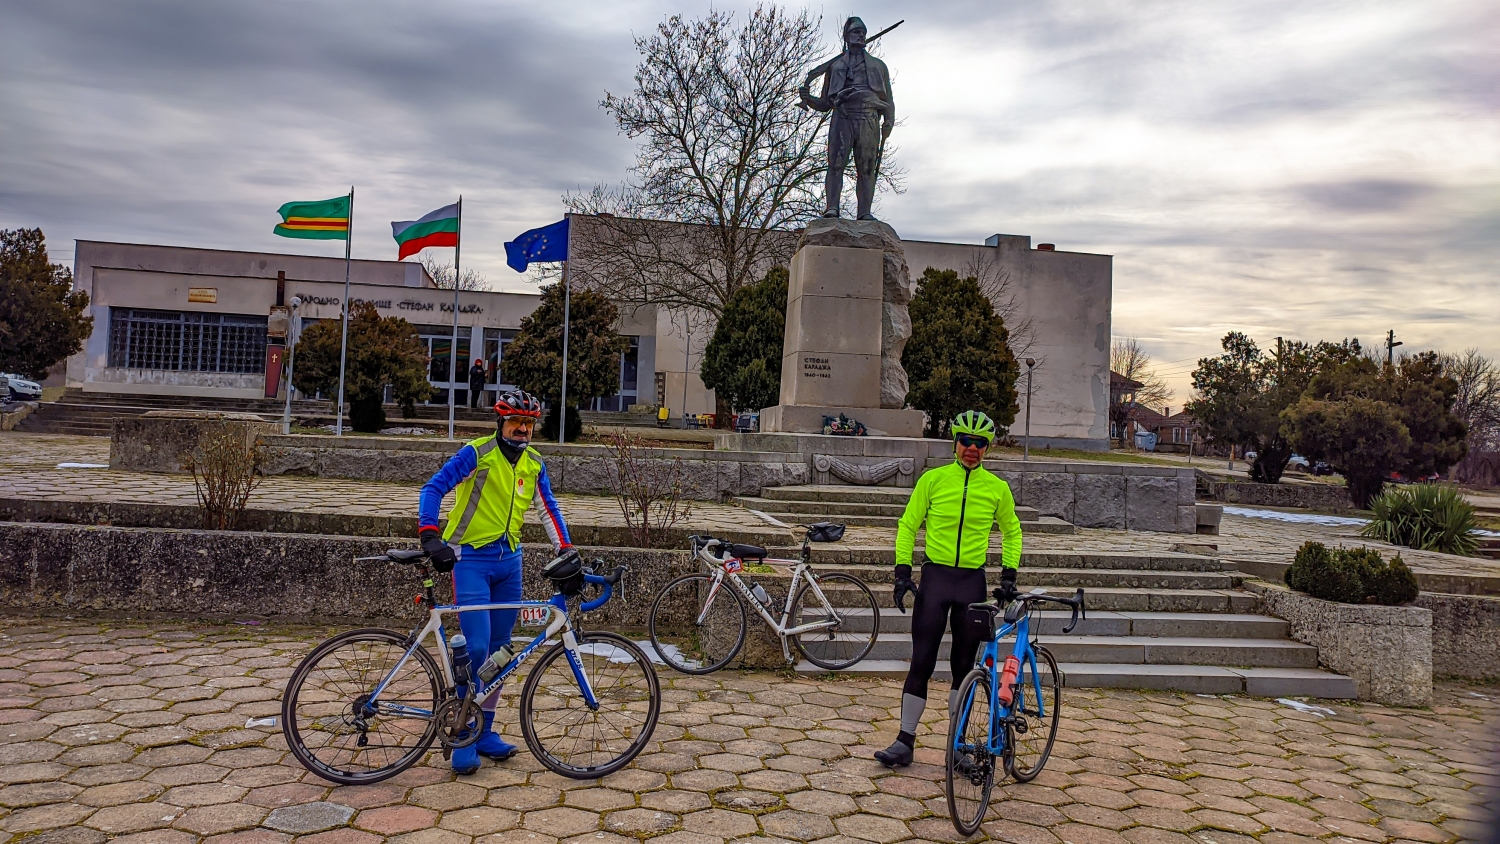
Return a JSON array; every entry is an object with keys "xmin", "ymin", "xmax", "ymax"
[{"xmin": 900, "ymin": 693, "xmax": 927, "ymax": 736}]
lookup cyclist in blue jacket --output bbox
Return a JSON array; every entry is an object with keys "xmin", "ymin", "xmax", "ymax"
[{"xmin": 418, "ymin": 389, "xmax": 573, "ymax": 774}]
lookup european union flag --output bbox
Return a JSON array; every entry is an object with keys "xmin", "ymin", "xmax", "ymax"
[{"xmin": 504, "ymin": 218, "xmax": 569, "ymax": 272}]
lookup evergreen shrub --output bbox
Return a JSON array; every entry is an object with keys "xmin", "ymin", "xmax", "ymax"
[{"xmin": 1284, "ymin": 541, "xmax": 1419, "ymax": 605}]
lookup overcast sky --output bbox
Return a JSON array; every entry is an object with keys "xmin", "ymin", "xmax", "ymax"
[{"xmin": 3, "ymin": 0, "xmax": 1496, "ymax": 400}]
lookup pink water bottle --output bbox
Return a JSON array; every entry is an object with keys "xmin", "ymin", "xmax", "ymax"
[{"xmin": 998, "ymin": 656, "xmax": 1020, "ymax": 705}]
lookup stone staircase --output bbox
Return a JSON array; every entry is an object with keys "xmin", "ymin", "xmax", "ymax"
[
  {"xmin": 763, "ymin": 548, "xmax": 1355, "ymax": 698},
  {"xmin": 16, "ymin": 389, "xmax": 327, "ymax": 436},
  {"xmin": 735, "ymin": 484, "xmax": 1075, "ymax": 533}
]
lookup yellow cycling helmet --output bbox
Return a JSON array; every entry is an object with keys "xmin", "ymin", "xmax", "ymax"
[{"xmin": 952, "ymin": 410, "xmax": 996, "ymax": 441}]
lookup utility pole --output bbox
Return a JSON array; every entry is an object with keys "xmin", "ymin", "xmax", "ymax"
[
  {"xmin": 1385, "ymin": 329, "xmax": 1403, "ymax": 367},
  {"xmin": 1023, "ymin": 358, "xmax": 1036, "ymax": 461}
]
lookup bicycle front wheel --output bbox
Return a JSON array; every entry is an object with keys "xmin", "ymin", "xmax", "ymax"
[
  {"xmin": 520, "ymin": 631, "xmax": 661, "ymax": 779},
  {"xmin": 1006, "ymin": 645, "xmax": 1062, "ymax": 782},
  {"xmin": 947, "ymin": 668, "xmax": 996, "ymax": 836},
  {"xmin": 281, "ymin": 628, "xmax": 441, "ymax": 786},
  {"xmin": 648, "ymin": 572, "xmax": 747, "ymax": 674},
  {"xmin": 790, "ymin": 572, "xmax": 879, "ymax": 670}
]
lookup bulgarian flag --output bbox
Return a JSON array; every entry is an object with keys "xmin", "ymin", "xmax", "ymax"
[
  {"xmin": 391, "ymin": 203, "xmax": 460, "ymax": 259},
  {"xmin": 274, "ymin": 195, "xmax": 351, "ymax": 239}
]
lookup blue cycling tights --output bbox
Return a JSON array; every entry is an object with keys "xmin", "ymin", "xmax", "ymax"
[{"xmin": 452, "ymin": 540, "xmax": 523, "ymax": 712}]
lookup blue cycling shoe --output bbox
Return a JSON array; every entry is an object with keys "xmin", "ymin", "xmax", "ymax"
[
  {"xmin": 451, "ymin": 741, "xmax": 480, "ymax": 775},
  {"xmin": 476, "ymin": 711, "xmax": 518, "ymax": 760}
]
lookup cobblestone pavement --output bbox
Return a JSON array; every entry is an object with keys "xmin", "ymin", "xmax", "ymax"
[
  {"xmin": 0, "ymin": 617, "xmax": 1495, "ymax": 844},
  {"xmin": 3, "ymin": 432, "xmax": 1496, "ymax": 579}
]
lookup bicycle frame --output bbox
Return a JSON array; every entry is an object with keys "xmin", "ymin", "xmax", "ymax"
[
  {"xmin": 959, "ymin": 607, "xmax": 1047, "ymax": 757},
  {"xmin": 367, "ymin": 577, "xmax": 616, "ymax": 720},
  {"xmin": 693, "ymin": 547, "xmax": 841, "ymax": 663}
]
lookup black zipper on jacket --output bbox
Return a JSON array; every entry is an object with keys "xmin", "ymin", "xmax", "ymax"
[
  {"xmin": 954, "ymin": 465, "xmax": 973, "ymax": 567},
  {"xmin": 501, "ymin": 446, "xmax": 523, "ymax": 547}
]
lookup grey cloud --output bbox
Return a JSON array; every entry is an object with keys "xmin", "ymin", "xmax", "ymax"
[{"xmin": 1295, "ymin": 180, "xmax": 1436, "ymax": 213}]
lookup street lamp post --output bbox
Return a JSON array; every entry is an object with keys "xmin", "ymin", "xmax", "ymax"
[
  {"xmin": 282, "ymin": 296, "xmax": 301, "ymax": 435},
  {"xmin": 1023, "ymin": 357, "xmax": 1036, "ymax": 461}
]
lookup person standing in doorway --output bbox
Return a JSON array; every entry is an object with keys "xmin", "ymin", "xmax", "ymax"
[
  {"xmin": 874, "ymin": 410, "xmax": 1024, "ymax": 767},
  {"xmin": 468, "ymin": 358, "xmax": 487, "ymax": 409}
]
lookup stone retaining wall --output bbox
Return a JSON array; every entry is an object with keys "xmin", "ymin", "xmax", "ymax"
[
  {"xmin": 1247, "ymin": 581, "xmax": 1432, "ymax": 706},
  {"xmin": 0, "ymin": 522, "xmax": 693, "ymax": 633},
  {"xmin": 255, "ymin": 435, "xmax": 806, "ymax": 501},
  {"xmin": 1416, "ymin": 592, "xmax": 1500, "ymax": 681},
  {"xmin": 111, "ymin": 411, "xmax": 280, "ymax": 473},
  {"xmin": 1199, "ymin": 478, "xmax": 1354, "ymax": 511},
  {"xmin": 988, "ymin": 461, "xmax": 1197, "ymax": 533},
  {"xmin": 0, "ymin": 401, "xmax": 36, "ymax": 431}
]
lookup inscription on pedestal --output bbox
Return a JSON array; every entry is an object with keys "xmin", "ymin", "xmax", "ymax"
[{"xmin": 802, "ymin": 356, "xmax": 832, "ymax": 380}]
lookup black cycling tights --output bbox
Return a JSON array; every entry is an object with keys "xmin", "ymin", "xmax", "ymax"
[{"xmin": 903, "ymin": 563, "xmax": 989, "ymax": 701}]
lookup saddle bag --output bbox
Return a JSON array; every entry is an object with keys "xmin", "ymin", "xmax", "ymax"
[{"xmin": 805, "ymin": 522, "xmax": 846, "ymax": 543}]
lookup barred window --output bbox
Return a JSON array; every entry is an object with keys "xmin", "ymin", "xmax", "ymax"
[{"xmin": 108, "ymin": 308, "xmax": 269, "ymax": 373}]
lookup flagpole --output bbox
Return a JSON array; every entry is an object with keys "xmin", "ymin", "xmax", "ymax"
[
  {"xmin": 558, "ymin": 214, "xmax": 573, "ymax": 445},
  {"xmin": 448, "ymin": 196, "xmax": 463, "ymax": 441},
  {"xmin": 334, "ymin": 185, "xmax": 354, "ymax": 437}
]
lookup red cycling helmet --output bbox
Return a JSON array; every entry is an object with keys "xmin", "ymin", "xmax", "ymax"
[{"xmin": 494, "ymin": 389, "xmax": 543, "ymax": 420}]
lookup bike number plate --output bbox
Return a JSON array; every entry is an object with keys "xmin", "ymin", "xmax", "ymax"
[
  {"xmin": 518, "ymin": 606, "xmax": 549, "ymax": 627},
  {"xmin": 723, "ymin": 558, "xmax": 743, "ymax": 574}
]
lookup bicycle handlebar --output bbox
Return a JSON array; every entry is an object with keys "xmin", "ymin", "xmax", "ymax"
[{"xmin": 579, "ymin": 564, "xmax": 628, "ymax": 613}]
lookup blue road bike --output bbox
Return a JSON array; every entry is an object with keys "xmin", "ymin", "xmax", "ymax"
[
  {"xmin": 282, "ymin": 550, "xmax": 660, "ymax": 784},
  {"xmin": 946, "ymin": 587, "xmax": 1086, "ymax": 835}
]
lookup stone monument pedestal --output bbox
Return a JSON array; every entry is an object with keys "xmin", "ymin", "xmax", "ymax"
[{"xmin": 761, "ymin": 218, "xmax": 926, "ymax": 438}]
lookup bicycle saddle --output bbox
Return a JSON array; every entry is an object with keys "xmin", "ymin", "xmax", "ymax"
[
  {"xmin": 386, "ymin": 549, "xmax": 427, "ymax": 564},
  {"xmin": 729, "ymin": 543, "xmax": 766, "ymax": 560}
]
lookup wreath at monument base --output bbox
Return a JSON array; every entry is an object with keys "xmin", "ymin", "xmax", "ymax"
[{"xmin": 822, "ymin": 413, "xmax": 867, "ymax": 437}]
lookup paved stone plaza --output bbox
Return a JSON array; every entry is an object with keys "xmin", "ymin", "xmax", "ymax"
[{"xmin": 0, "ymin": 617, "xmax": 1495, "ymax": 844}]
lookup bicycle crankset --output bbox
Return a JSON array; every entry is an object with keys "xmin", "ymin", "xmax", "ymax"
[{"xmin": 433, "ymin": 697, "xmax": 483, "ymax": 757}]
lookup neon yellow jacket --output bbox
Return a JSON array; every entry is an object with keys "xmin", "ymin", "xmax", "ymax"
[{"xmin": 895, "ymin": 461, "xmax": 1022, "ymax": 570}]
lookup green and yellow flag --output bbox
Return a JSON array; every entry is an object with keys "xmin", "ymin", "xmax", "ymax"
[{"xmin": 274, "ymin": 195, "xmax": 351, "ymax": 240}]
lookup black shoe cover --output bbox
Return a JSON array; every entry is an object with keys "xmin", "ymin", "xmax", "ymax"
[{"xmin": 873, "ymin": 739, "xmax": 914, "ymax": 768}]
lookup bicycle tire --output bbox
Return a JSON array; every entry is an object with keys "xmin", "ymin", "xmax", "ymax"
[
  {"xmin": 647, "ymin": 572, "xmax": 747, "ymax": 674},
  {"xmin": 946, "ymin": 668, "xmax": 995, "ymax": 836},
  {"xmin": 520, "ymin": 631, "xmax": 661, "ymax": 779},
  {"xmin": 790, "ymin": 572, "xmax": 880, "ymax": 670},
  {"xmin": 1005, "ymin": 644, "xmax": 1061, "ymax": 783},
  {"xmin": 281, "ymin": 628, "xmax": 441, "ymax": 786}
]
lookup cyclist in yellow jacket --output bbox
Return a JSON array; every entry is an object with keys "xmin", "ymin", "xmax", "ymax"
[{"xmin": 875, "ymin": 410, "xmax": 1023, "ymax": 767}]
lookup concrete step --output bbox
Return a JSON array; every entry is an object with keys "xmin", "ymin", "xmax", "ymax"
[
  {"xmin": 747, "ymin": 509, "xmax": 1074, "ymax": 532},
  {"xmin": 824, "ymin": 608, "xmax": 1287, "ymax": 638},
  {"xmin": 799, "ymin": 660, "xmax": 1356, "ymax": 699},
  {"xmin": 761, "ymin": 484, "xmax": 914, "ymax": 504},
  {"xmin": 797, "ymin": 564, "xmax": 1235, "ymax": 590},
  {"xmin": 852, "ymin": 633, "xmax": 1317, "ymax": 668},
  {"xmin": 811, "ymin": 551, "xmax": 1225, "ymax": 575},
  {"xmin": 760, "ymin": 577, "xmax": 1257, "ymax": 614}
]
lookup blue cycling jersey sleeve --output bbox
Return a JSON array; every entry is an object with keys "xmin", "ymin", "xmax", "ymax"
[
  {"xmin": 418, "ymin": 444, "xmax": 477, "ymax": 532},
  {"xmin": 533, "ymin": 460, "xmax": 572, "ymax": 550}
]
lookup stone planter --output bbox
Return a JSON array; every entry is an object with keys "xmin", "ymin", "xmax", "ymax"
[
  {"xmin": 111, "ymin": 410, "xmax": 279, "ymax": 474},
  {"xmin": 1248, "ymin": 581, "xmax": 1432, "ymax": 706}
]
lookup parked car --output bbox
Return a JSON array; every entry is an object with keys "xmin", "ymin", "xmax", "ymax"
[
  {"xmin": 1286, "ymin": 454, "xmax": 1310, "ymax": 471},
  {"xmin": 1, "ymin": 373, "xmax": 41, "ymax": 401}
]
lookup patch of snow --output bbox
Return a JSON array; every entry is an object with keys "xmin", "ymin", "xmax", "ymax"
[
  {"xmin": 1276, "ymin": 698, "xmax": 1336, "ymax": 717},
  {"xmin": 380, "ymin": 427, "xmax": 434, "ymax": 436},
  {"xmin": 576, "ymin": 639, "xmax": 702, "ymax": 669},
  {"xmin": 55, "ymin": 462, "xmax": 108, "ymax": 469},
  {"xmin": 1223, "ymin": 507, "xmax": 1369, "ymax": 528}
]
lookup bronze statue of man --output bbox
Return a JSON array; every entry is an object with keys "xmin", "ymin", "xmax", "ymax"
[{"xmin": 799, "ymin": 17, "xmax": 895, "ymax": 221}]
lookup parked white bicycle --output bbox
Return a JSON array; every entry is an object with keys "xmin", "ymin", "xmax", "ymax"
[{"xmin": 647, "ymin": 534, "xmax": 880, "ymax": 673}]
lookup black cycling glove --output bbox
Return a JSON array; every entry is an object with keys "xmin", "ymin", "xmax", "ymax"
[
  {"xmin": 993, "ymin": 566, "xmax": 1019, "ymax": 604},
  {"xmin": 893, "ymin": 564, "xmax": 917, "ymax": 614},
  {"xmin": 420, "ymin": 531, "xmax": 457, "ymax": 573}
]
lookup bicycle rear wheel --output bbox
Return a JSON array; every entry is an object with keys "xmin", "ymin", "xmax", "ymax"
[
  {"xmin": 1005, "ymin": 645, "xmax": 1061, "ymax": 783},
  {"xmin": 648, "ymin": 572, "xmax": 746, "ymax": 674},
  {"xmin": 281, "ymin": 628, "xmax": 441, "ymax": 785},
  {"xmin": 790, "ymin": 572, "xmax": 879, "ymax": 670},
  {"xmin": 520, "ymin": 631, "xmax": 661, "ymax": 779},
  {"xmin": 946, "ymin": 668, "xmax": 995, "ymax": 836}
]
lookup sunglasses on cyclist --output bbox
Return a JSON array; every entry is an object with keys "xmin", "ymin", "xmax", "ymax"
[{"xmin": 955, "ymin": 434, "xmax": 990, "ymax": 449}]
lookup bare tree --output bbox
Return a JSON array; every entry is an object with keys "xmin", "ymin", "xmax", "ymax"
[
  {"xmin": 1111, "ymin": 337, "xmax": 1174, "ymax": 445},
  {"xmin": 961, "ymin": 250, "xmax": 1036, "ymax": 362},
  {"xmin": 420, "ymin": 255, "xmax": 487, "ymax": 291},
  {"xmin": 567, "ymin": 6, "xmax": 841, "ymax": 316},
  {"xmin": 1441, "ymin": 348, "xmax": 1500, "ymax": 451}
]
